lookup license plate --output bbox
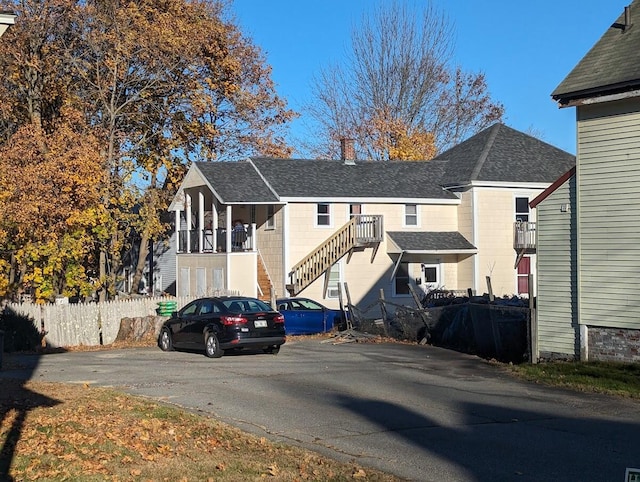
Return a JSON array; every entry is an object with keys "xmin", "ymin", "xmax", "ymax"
[{"xmin": 254, "ymin": 319, "xmax": 267, "ymax": 328}]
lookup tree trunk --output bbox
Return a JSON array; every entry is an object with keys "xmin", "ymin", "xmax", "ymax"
[
  {"xmin": 99, "ymin": 249, "xmax": 107, "ymax": 302},
  {"xmin": 131, "ymin": 234, "xmax": 150, "ymax": 295}
]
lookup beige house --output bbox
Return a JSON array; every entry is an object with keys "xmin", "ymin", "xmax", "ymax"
[
  {"xmin": 169, "ymin": 123, "xmax": 574, "ymax": 315},
  {"xmin": 534, "ymin": 1, "xmax": 640, "ymax": 362}
]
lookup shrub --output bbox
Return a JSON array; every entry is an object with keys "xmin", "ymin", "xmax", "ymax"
[{"xmin": 0, "ymin": 307, "xmax": 44, "ymax": 352}]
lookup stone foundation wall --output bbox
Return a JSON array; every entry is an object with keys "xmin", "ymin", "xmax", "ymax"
[{"xmin": 588, "ymin": 326, "xmax": 640, "ymax": 362}]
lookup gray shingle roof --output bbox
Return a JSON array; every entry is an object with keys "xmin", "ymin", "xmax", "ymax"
[
  {"xmin": 552, "ymin": 0, "xmax": 640, "ymax": 103},
  {"xmin": 387, "ymin": 231, "xmax": 476, "ymax": 252},
  {"xmin": 194, "ymin": 161, "xmax": 278, "ymax": 203},
  {"xmin": 433, "ymin": 123, "xmax": 575, "ymax": 185},
  {"xmin": 191, "ymin": 124, "xmax": 574, "ymax": 202},
  {"xmin": 251, "ymin": 157, "xmax": 458, "ymax": 200}
]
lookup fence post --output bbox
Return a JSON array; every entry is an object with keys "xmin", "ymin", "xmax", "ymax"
[
  {"xmin": 379, "ymin": 289, "xmax": 389, "ymax": 336},
  {"xmin": 408, "ymin": 284, "xmax": 430, "ymax": 344},
  {"xmin": 529, "ymin": 273, "xmax": 537, "ymax": 364}
]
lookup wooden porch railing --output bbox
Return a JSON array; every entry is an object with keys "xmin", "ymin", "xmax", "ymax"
[
  {"xmin": 287, "ymin": 215, "xmax": 383, "ymax": 296},
  {"xmin": 513, "ymin": 221, "xmax": 536, "ymax": 250}
]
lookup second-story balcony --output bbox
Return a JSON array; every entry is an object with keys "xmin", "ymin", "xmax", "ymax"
[
  {"xmin": 514, "ymin": 221, "xmax": 536, "ymax": 251},
  {"xmin": 178, "ymin": 223, "xmax": 256, "ymax": 253}
]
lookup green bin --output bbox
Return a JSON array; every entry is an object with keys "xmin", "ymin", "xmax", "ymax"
[{"xmin": 157, "ymin": 300, "xmax": 178, "ymax": 316}]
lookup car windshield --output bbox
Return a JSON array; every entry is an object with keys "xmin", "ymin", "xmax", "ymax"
[
  {"xmin": 222, "ymin": 298, "xmax": 273, "ymax": 313},
  {"xmin": 283, "ymin": 299, "xmax": 323, "ymax": 310}
]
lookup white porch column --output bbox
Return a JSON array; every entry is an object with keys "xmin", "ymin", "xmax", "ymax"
[
  {"xmin": 198, "ymin": 190, "xmax": 205, "ymax": 253},
  {"xmin": 185, "ymin": 193, "xmax": 192, "ymax": 253},
  {"xmin": 174, "ymin": 209, "xmax": 180, "ymax": 253},
  {"xmin": 212, "ymin": 200, "xmax": 219, "ymax": 252},
  {"xmin": 250, "ymin": 222, "xmax": 257, "ymax": 251},
  {"xmin": 225, "ymin": 205, "xmax": 232, "ymax": 253}
]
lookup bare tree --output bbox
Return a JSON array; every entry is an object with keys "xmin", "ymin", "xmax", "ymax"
[{"xmin": 305, "ymin": 1, "xmax": 504, "ymax": 160}]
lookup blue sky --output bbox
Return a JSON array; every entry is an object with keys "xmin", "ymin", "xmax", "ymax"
[{"xmin": 231, "ymin": 1, "xmax": 628, "ymax": 157}]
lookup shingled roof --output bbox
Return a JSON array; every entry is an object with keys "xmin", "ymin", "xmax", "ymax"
[
  {"xmin": 250, "ymin": 157, "xmax": 457, "ymax": 200},
  {"xmin": 552, "ymin": 0, "xmax": 640, "ymax": 105},
  {"xmin": 387, "ymin": 231, "xmax": 477, "ymax": 253},
  {"xmin": 188, "ymin": 124, "xmax": 574, "ymax": 203},
  {"xmin": 432, "ymin": 123, "xmax": 575, "ymax": 186},
  {"xmin": 194, "ymin": 161, "xmax": 278, "ymax": 203}
]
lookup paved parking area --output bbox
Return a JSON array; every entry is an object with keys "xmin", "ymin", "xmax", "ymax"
[{"xmin": 3, "ymin": 339, "xmax": 640, "ymax": 481}]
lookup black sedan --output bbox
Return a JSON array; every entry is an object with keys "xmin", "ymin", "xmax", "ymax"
[{"xmin": 158, "ymin": 296, "xmax": 286, "ymax": 358}]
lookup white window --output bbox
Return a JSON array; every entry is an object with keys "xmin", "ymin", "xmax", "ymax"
[
  {"xmin": 266, "ymin": 205, "xmax": 275, "ymax": 230},
  {"xmin": 404, "ymin": 204, "xmax": 418, "ymax": 227},
  {"xmin": 212, "ymin": 268, "xmax": 224, "ymax": 291},
  {"xmin": 196, "ymin": 268, "xmax": 206, "ymax": 297},
  {"xmin": 316, "ymin": 203, "xmax": 331, "ymax": 226},
  {"xmin": 393, "ymin": 262, "xmax": 411, "ymax": 296},
  {"xmin": 179, "ymin": 267, "xmax": 190, "ymax": 297},
  {"xmin": 327, "ymin": 263, "xmax": 342, "ymax": 298},
  {"xmin": 515, "ymin": 197, "xmax": 529, "ymax": 222}
]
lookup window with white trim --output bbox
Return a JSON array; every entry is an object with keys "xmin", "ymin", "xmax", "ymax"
[
  {"xmin": 327, "ymin": 263, "xmax": 342, "ymax": 298},
  {"xmin": 266, "ymin": 204, "xmax": 275, "ymax": 230},
  {"xmin": 316, "ymin": 203, "xmax": 331, "ymax": 226},
  {"xmin": 404, "ymin": 204, "xmax": 418, "ymax": 226},
  {"xmin": 393, "ymin": 262, "xmax": 411, "ymax": 296},
  {"xmin": 515, "ymin": 197, "xmax": 529, "ymax": 222}
]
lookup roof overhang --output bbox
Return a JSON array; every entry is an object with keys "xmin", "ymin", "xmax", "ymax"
[
  {"xmin": 386, "ymin": 231, "xmax": 477, "ymax": 256},
  {"xmin": 443, "ymin": 180, "xmax": 552, "ymax": 191},
  {"xmin": 553, "ymin": 86, "xmax": 640, "ymax": 108},
  {"xmin": 0, "ymin": 12, "xmax": 16, "ymax": 37},
  {"xmin": 279, "ymin": 196, "xmax": 460, "ymax": 204}
]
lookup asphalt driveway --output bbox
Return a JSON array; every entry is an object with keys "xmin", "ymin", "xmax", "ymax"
[{"xmin": 2, "ymin": 339, "xmax": 639, "ymax": 481}]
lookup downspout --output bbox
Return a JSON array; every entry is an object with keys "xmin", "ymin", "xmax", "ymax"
[
  {"xmin": 226, "ymin": 205, "xmax": 232, "ymax": 290},
  {"xmin": 283, "ymin": 203, "xmax": 290, "ymax": 298}
]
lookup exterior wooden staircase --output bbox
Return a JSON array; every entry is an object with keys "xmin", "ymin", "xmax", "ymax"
[
  {"xmin": 257, "ymin": 252, "xmax": 275, "ymax": 304},
  {"xmin": 286, "ymin": 214, "xmax": 383, "ymax": 296}
]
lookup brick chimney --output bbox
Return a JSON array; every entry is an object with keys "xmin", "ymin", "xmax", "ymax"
[{"xmin": 340, "ymin": 138, "xmax": 356, "ymax": 165}]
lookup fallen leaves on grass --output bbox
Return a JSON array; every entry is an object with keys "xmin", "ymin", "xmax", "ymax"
[{"xmin": 1, "ymin": 380, "xmax": 399, "ymax": 481}]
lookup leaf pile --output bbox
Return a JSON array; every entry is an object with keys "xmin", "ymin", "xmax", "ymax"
[{"xmin": 1, "ymin": 380, "xmax": 399, "ymax": 481}]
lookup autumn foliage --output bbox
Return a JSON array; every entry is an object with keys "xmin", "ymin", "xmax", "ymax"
[{"xmin": 0, "ymin": 0, "xmax": 295, "ymax": 302}]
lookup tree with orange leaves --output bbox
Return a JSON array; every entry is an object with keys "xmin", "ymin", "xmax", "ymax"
[{"xmin": 0, "ymin": 0, "xmax": 297, "ymax": 301}]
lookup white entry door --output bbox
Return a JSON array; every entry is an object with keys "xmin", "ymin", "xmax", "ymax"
[{"xmin": 420, "ymin": 263, "xmax": 440, "ymax": 293}]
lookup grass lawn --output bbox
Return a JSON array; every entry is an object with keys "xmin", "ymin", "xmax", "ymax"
[{"xmin": 506, "ymin": 360, "xmax": 640, "ymax": 399}]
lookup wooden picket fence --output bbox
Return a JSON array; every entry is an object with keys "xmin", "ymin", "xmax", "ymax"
[{"xmin": 5, "ymin": 296, "xmax": 201, "ymax": 348}]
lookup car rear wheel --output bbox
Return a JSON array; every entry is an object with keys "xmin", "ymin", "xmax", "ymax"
[
  {"xmin": 159, "ymin": 328, "xmax": 173, "ymax": 352},
  {"xmin": 263, "ymin": 345, "xmax": 280, "ymax": 355},
  {"xmin": 205, "ymin": 333, "xmax": 223, "ymax": 358}
]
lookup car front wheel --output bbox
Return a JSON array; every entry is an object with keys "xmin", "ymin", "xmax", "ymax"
[
  {"xmin": 205, "ymin": 333, "xmax": 223, "ymax": 358},
  {"xmin": 159, "ymin": 328, "xmax": 173, "ymax": 352}
]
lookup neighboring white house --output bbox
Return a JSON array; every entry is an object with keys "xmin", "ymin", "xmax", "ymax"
[
  {"xmin": 0, "ymin": 11, "xmax": 15, "ymax": 38},
  {"xmin": 535, "ymin": 0, "xmax": 640, "ymax": 362},
  {"xmin": 168, "ymin": 123, "xmax": 574, "ymax": 317}
]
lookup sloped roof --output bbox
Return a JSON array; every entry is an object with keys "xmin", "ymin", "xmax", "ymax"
[
  {"xmin": 552, "ymin": 0, "xmax": 640, "ymax": 104},
  {"xmin": 194, "ymin": 161, "xmax": 278, "ymax": 203},
  {"xmin": 250, "ymin": 157, "xmax": 457, "ymax": 200},
  {"xmin": 187, "ymin": 124, "xmax": 574, "ymax": 203},
  {"xmin": 432, "ymin": 123, "xmax": 576, "ymax": 185},
  {"xmin": 387, "ymin": 231, "xmax": 476, "ymax": 253}
]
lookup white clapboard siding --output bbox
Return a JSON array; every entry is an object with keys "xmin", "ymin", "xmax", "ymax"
[{"xmin": 577, "ymin": 98, "xmax": 640, "ymax": 330}]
